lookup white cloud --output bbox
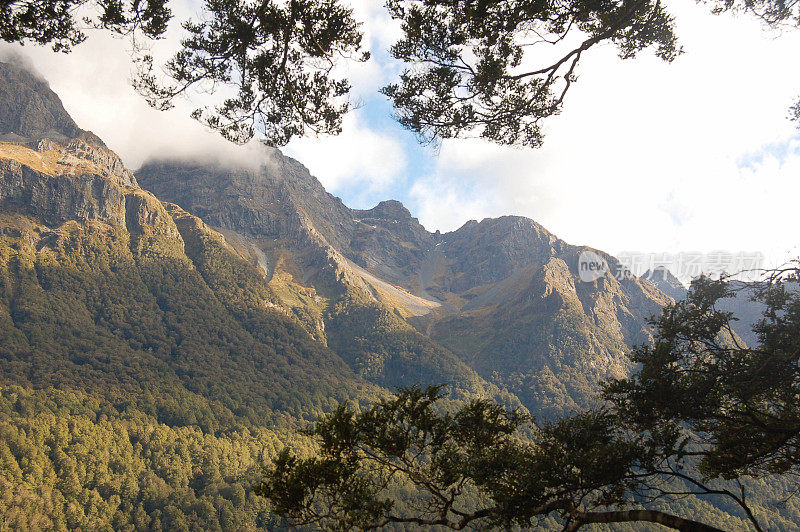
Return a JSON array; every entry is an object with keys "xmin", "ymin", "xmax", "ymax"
[
  {"xmin": 0, "ymin": 2, "xmax": 250, "ymax": 170},
  {"xmin": 344, "ymin": 0, "xmax": 404, "ymax": 97},
  {"xmin": 285, "ymin": 110, "xmax": 407, "ymax": 195},
  {"xmin": 284, "ymin": 0, "xmax": 408, "ymax": 198},
  {"xmin": 409, "ymin": 173, "xmax": 495, "ymax": 233},
  {"xmin": 2, "ymin": 0, "xmax": 799, "ymax": 267},
  {"xmin": 410, "ymin": 0, "xmax": 800, "ymax": 265}
]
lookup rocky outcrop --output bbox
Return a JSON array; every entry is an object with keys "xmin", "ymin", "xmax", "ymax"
[
  {"xmin": 0, "ymin": 61, "xmax": 174, "ymax": 250},
  {"xmin": 0, "ymin": 158, "xmax": 126, "ymax": 227},
  {"xmin": 139, "ymin": 161, "xmax": 297, "ymax": 238},
  {"xmin": 65, "ymin": 135, "xmax": 137, "ymax": 187},
  {"xmin": 350, "ymin": 200, "xmax": 434, "ymax": 284},
  {"xmin": 643, "ymin": 266, "xmax": 686, "ymax": 301},
  {"xmin": 0, "ymin": 60, "xmax": 136, "ymax": 187},
  {"xmin": 0, "ymin": 61, "xmax": 84, "ymax": 142},
  {"xmin": 433, "ymin": 216, "xmax": 563, "ymax": 292}
]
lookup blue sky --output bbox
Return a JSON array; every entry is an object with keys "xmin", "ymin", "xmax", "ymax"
[
  {"xmin": 738, "ymin": 137, "xmax": 800, "ymax": 172},
  {"xmin": 330, "ymin": 92, "xmax": 433, "ymax": 211}
]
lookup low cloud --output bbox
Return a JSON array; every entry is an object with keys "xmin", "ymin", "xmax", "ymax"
[
  {"xmin": 285, "ymin": 110, "xmax": 407, "ymax": 197},
  {"xmin": 0, "ymin": 31, "xmax": 249, "ymax": 170},
  {"xmin": 0, "ymin": 49, "xmax": 46, "ymax": 80}
]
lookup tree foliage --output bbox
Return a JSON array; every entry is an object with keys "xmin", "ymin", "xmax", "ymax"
[
  {"xmin": 257, "ymin": 385, "xmax": 744, "ymax": 530},
  {"xmin": 134, "ymin": 0, "xmax": 369, "ymax": 145},
  {"xmin": 3, "ymin": 0, "xmax": 798, "ymax": 145},
  {"xmin": 0, "ymin": 384, "xmax": 289, "ymax": 530},
  {"xmin": 382, "ymin": 0, "xmax": 680, "ymax": 147},
  {"xmin": 258, "ymin": 265, "xmax": 800, "ymax": 531},
  {"xmin": 0, "ymin": 0, "xmax": 170, "ymax": 51},
  {"xmin": 606, "ymin": 266, "xmax": 800, "ymax": 483}
]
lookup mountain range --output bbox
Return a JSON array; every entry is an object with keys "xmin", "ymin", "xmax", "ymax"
[
  {"xmin": 1, "ymin": 59, "xmax": 797, "ymax": 530},
  {"xmin": 135, "ymin": 146, "xmax": 673, "ymax": 418}
]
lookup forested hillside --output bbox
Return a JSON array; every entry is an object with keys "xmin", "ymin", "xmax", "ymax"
[
  {"xmin": 0, "ymin": 60, "xmax": 381, "ymax": 528},
  {"xmin": 1, "ymin": 59, "xmax": 798, "ymax": 530}
]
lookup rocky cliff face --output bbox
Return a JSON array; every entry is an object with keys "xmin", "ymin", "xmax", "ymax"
[
  {"xmin": 0, "ymin": 61, "xmax": 84, "ymax": 142},
  {"xmin": 432, "ymin": 216, "xmax": 563, "ymax": 292},
  {"xmin": 0, "ymin": 57, "xmax": 679, "ymax": 419},
  {"xmin": 0, "ymin": 145, "xmax": 166, "ymax": 262},
  {"xmin": 136, "ymin": 157, "xmax": 333, "ymax": 250},
  {"xmin": 0, "ymin": 60, "xmax": 136, "ymax": 186},
  {"xmin": 136, "ymin": 152, "xmax": 674, "ymax": 418}
]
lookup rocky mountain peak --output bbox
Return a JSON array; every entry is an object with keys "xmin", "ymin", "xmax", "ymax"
[
  {"xmin": 0, "ymin": 60, "xmax": 136, "ymax": 187},
  {"xmin": 644, "ymin": 265, "xmax": 683, "ymax": 284},
  {"xmin": 434, "ymin": 215, "xmax": 563, "ymax": 291},
  {"xmin": 356, "ymin": 200, "xmax": 413, "ymax": 221},
  {"xmin": 643, "ymin": 266, "xmax": 686, "ymax": 301},
  {"xmin": 0, "ymin": 60, "xmax": 85, "ymax": 143}
]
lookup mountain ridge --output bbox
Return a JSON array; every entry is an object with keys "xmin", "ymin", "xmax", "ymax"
[
  {"xmin": 0, "ymin": 60, "xmax": 85, "ymax": 143},
  {"xmin": 136, "ymin": 148, "xmax": 674, "ymax": 418},
  {"xmin": 1, "ymin": 58, "xmax": 799, "ymax": 531}
]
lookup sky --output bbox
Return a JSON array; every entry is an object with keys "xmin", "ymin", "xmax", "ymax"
[{"xmin": 2, "ymin": 0, "xmax": 800, "ymax": 278}]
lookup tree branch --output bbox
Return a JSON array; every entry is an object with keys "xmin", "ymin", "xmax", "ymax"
[{"xmin": 567, "ymin": 509, "xmax": 727, "ymax": 532}]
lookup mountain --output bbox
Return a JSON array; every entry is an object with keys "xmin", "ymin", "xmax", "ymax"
[
  {"xmin": 135, "ymin": 158, "xmax": 511, "ymax": 404},
  {"xmin": 644, "ymin": 266, "xmax": 798, "ymax": 348},
  {"xmin": 644, "ymin": 265, "xmax": 687, "ymax": 301},
  {"xmin": 2, "ymin": 60, "xmax": 798, "ymax": 530},
  {"xmin": 0, "ymin": 63, "xmax": 378, "ymax": 427},
  {"xmin": 137, "ymin": 163, "xmax": 671, "ymax": 418},
  {"xmin": 416, "ymin": 218, "xmax": 672, "ymax": 417},
  {"xmin": 0, "ymin": 60, "xmax": 528, "ymax": 529},
  {"xmin": 0, "ymin": 60, "xmax": 393, "ymax": 529}
]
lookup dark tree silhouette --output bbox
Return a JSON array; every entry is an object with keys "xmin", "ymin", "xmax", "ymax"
[
  {"xmin": 254, "ymin": 384, "xmax": 753, "ymax": 530},
  {"xmin": 606, "ymin": 266, "xmax": 800, "ymax": 484},
  {"xmin": 3, "ymin": 0, "xmax": 797, "ymax": 146},
  {"xmin": 257, "ymin": 265, "xmax": 800, "ymax": 531}
]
